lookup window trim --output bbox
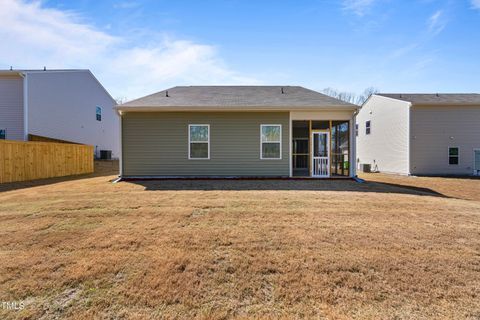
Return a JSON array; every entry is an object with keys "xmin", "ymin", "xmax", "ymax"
[
  {"xmin": 0, "ymin": 128, "xmax": 6, "ymax": 140},
  {"xmin": 365, "ymin": 121, "xmax": 371, "ymax": 135},
  {"xmin": 260, "ymin": 124, "xmax": 282, "ymax": 160},
  {"xmin": 448, "ymin": 146, "xmax": 459, "ymax": 165},
  {"xmin": 188, "ymin": 124, "xmax": 210, "ymax": 160},
  {"xmin": 96, "ymin": 106, "xmax": 102, "ymax": 122}
]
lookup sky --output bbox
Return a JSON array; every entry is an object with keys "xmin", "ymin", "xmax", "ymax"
[{"xmin": 0, "ymin": 0, "xmax": 479, "ymax": 101}]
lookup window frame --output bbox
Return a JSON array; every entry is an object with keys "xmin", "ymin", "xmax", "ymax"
[
  {"xmin": 260, "ymin": 124, "xmax": 282, "ymax": 160},
  {"xmin": 188, "ymin": 124, "xmax": 210, "ymax": 160},
  {"xmin": 0, "ymin": 128, "xmax": 6, "ymax": 140},
  {"xmin": 448, "ymin": 146, "xmax": 459, "ymax": 165},
  {"xmin": 365, "ymin": 121, "xmax": 371, "ymax": 135},
  {"xmin": 96, "ymin": 106, "xmax": 102, "ymax": 122},
  {"xmin": 355, "ymin": 123, "xmax": 359, "ymax": 137}
]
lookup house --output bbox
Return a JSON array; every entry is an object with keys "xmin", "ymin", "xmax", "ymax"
[
  {"xmin": 116, "ymin": 86, "xmax": 359, "ymax": 178},
  {"xmin": 0, "ymin": 69, "xmax": 119, "ymax": 158},
  {"xmin": 357, "ymin": 93, "xmax": 480, "ymax": 176}
]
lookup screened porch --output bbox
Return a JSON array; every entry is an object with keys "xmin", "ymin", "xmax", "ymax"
[{"xmin": 292, "ymin": 120, "xmax": 350, "ymax": 177}]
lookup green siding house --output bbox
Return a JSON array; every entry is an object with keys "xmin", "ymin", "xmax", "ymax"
[{"xmin": 116, "ymin": 86, "xmax": 359, "ymax": 179}]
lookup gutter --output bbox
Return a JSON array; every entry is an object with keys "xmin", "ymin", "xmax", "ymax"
[{"xmin": 114, "ymin": 106, "xmax": 360, "ymax": 113}]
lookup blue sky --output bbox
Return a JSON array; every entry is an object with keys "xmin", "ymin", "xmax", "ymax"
[{"xmin": 0, "ymin": 0, "xmax": 479, "ymax": 100}]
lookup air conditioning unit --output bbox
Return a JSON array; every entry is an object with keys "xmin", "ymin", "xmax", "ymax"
[
  {"xmin": 99, "ymin": 150, "xmax": 112, "ymax": 160},
  {"xmin": 360, "ymin": 163, "xmax": 371, "ymax": 173}
]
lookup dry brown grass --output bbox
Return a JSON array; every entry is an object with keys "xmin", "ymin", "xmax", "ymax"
[
  {"xmin": 0, "ymin": 164, "xmax": 479, "ymax": 319},
  {"xmin": 358, "ymin": 172, "xmax": 480, "ymax": 202}
]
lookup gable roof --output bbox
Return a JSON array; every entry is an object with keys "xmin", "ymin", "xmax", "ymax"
[
  {"xmin": 376, "ymin": 93, "xmax": 480, "ymax": 105},
  {"xmin": 117, "ymin": 86, "xmax": 358, "ymax": 111},
  {"xmin": 0, "ymin": 69, "xmax": 116, "ymax": 103}
]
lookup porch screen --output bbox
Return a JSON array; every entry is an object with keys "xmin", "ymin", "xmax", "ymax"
[{"xmin": 331, "ymin": 121, "xmax": 350, "ymax": 176}]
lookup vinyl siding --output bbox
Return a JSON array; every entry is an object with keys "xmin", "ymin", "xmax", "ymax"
[
  {"xmin": 0, "ymin": 75, "xmax": 24, "ymax": 140},
  {"xmin": 122, "ymin": 112, "xmax": 290, "ymax": 176},
  {"xmin": 356, "ymin": 95, "xmax": 410, "ymax": 174},
  {"xmin": 410, "ymin": 105, "xmax": 480, "ymax": 175},
  {"xmin": 26, "ymin": 71, "xmax": 119, "ymax": 158}
]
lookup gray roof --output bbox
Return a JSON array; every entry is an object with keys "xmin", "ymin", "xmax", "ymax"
[
  {"xmin": 376, "ymin": 93, "xmax": 480, "ymax": 105},
  {"xmin": 0, "ymin": 69, "xmax": 89, "ymax": 74},
  {"xmin": 118, "ymin": 86, "xmax": 358, "ymax": 111}
]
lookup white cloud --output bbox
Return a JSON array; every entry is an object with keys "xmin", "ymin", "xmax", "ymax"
[
  {"xmin": 427, "ymin": 10, "xmax": 447, "ymax": 35},
  {"xmin": 0, "ymin": 0, "xmax": 260, "ymax": 100},
  {"xmin": 471, "ymin": 0, "xmax": 480, "ymax": 9},
  {"xmin": 342, "ymin": 0, "xmax": 376, "ymax": 16}
]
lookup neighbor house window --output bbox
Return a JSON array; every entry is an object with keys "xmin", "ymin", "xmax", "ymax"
[
  {"xmin": 189, "ymin": 124, "xmax": 210, "ymax": 159},
  {"xmin": 261, "ymin": 124, "xmax": 281, "ymax": 159},
  {"xmin": 355, "ymin": 124, "xmax": 359, "ymax": 137},
  {"xmin": 0, "ymin": 129, "xmax": 5, "ymax": 140},
  {"xmin": 366, "ymin": 121, "xmax": 371, "ymax": 135},
  {"xmin": 96, "ymin": 106, "xmax": 102, "ymax": 121},
  {"xmin": 448, "ymin": 147, "xmax": 459, "ymax": 165}
]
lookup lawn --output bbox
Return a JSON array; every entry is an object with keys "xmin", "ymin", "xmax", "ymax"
[{"xmin": 0, "ymin": 164, "xmax": 479, "ymax": 319}]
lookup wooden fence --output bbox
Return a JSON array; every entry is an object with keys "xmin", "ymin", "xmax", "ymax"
[{"xmin": 0, "ymin": 140, "xmax": 94, "ymax": 184}]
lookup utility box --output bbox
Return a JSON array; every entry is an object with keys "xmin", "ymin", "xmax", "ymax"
[{"xmin": 100, "ymin": 150, "xmax": 112, "ymax": 160}]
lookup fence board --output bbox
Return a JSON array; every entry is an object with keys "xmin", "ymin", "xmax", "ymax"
[{"xmin": 0, "ymin": 140, "xmax": 94, "ymax": 184}]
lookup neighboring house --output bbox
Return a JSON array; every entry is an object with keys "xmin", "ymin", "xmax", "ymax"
[
  {"xmin": 357, "ymin": 93, "xmax": 480, "ymax": 176},
  {"xmin": 116, "ymin": 86, "xmax": 359, "ymax": 178},
  {"xmin": 0, "ymin": 69, "xmax": 119, "ymax": 158}
]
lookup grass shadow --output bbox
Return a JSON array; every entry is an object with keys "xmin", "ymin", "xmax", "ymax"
[{"xmin": 127, "ymin": 178, "xmax": 448, "ymax": 198}]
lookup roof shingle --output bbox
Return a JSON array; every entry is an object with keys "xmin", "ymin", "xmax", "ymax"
[
  {"xmin": 376, "ymin": 93, "xmax": 480, "ymax": 105},
  {"xmin": 118, "ymin": 86, "xmax": 358, "ymax": 110}
]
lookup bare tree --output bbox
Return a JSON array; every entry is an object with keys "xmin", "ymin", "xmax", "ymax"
[{"xmin": 323, "ymin": 87, "xmax": 379, "ymax": 106}]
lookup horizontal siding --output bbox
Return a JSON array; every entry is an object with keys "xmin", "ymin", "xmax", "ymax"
[
  {"xmin": 411, "ymin": 105, "xmax": 480, "ymax": 175},
  {"xmin": 122, "ymin": 112, "xmax": 290, "ymax": 176},
  {"xmin": 356, "ymin": 95, "xmax": 410, "ymax": 174},
  {"xmin": 27, "ymin": 72, "xmax": 119, "ymax": 158},
  {"xmin": 0, "ymin": 75, "xmax": 24, "ymax": 140}
]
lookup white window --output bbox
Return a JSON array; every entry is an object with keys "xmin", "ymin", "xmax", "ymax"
[
  {"xmin": 96, "ymin": 106, "xmax": 102, "ymax": 121},
  {"xmin": 448, "ymin": 147, "xmax": 459, "ymax": 165},
  {"xmin": 0, "ymin": 129, "xmax": 5, "ymax": 140},
  {"xmin": 189, "ymin": 124, "xmax": 210, "ymax": 159},
  {"xmin": 355, "ymin": 124, "xmax": 359, "ymax": 137},
  {"xmin": 260, "ymin": 124, "xmax": 282, "ymax": 159},
  {"xmin": 365, "ymin": 121, "xmax": 371, "ymax": 135}
]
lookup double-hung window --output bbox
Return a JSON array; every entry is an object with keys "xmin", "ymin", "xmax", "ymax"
[
  {"xmin": 448, "ymin": 147, "xmax": 459, "ymax": 165},
  {"xmin": 260, "ymin": 124, "xmax": 281, "ymax": 159},
  {"xmin": 0, "ymin": 129, "xmax": 5, "ymax": 140},
  {"xmin": 365, "ymin": 121, "xmax": 371, "ymax": 135},
  {"xmin": 189, "ymin": 124, "xmax": 210, "ymax": 159},
  {"xmin": 96, "ymin": 106, "xmax": 102, "ymax": 121}
]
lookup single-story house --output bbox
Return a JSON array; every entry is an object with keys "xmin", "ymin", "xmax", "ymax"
[
  {"xmin": 116, "ymin": 86, "xmax": 359, "ymax": 179},
  {"xmin": 0, "ymin": 69, "xmax": 119, "ymax": 158},
  {"xmin": 356, "ymin": 93, "xmax": 480, "ymax": 176}
]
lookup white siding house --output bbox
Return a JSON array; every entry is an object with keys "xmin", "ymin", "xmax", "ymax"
[
  {"xmin": 0, "ymin": 69, "xmax": 119, "ymax": 158},
  {"xmin": 357, "ymin": 94, "xmax": 480, "ymax": 176}
]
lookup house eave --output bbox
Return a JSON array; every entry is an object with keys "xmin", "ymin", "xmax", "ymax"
[{"xmin": 115, "ymin": 105, "xmax": 360, "ymax": 113}]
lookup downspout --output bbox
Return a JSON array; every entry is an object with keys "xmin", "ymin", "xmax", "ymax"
[
  {"xmin": 112, "ymin": 108, "xmax": 123, "ymax": 183},
  {"xmin": 407, "ymin": 102, "xmax": 412, "ymax": 176},
  {"xmin": 351, "ymin": 108, "xmax": 360, "ymax": 178},
  {"xmin": 19, "ymin": 72, "xmax": 28, "ymax": 141}
]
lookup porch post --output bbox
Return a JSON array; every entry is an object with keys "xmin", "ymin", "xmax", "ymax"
[{"xmin": 289, "ymin": 112, "xmax": 292, "ymax": 177}]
